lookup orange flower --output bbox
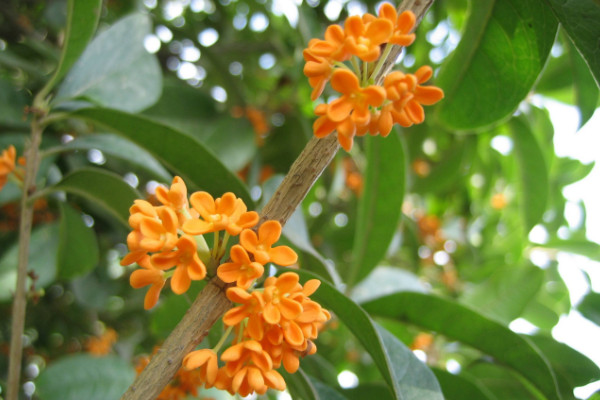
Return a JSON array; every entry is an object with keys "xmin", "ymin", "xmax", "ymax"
[
  {"xmin": 328, "ymin": 69, "xmax": 386, "ymax": 125},
  {"xmin": 0, "ymin": 145, "xmax": 17, "ymax": 191},
  {"xmin": 217, "ymin": 244, "xmax": 264, "ymax": 289},
  {"xmin": 151, "ymin": 235, "xmax": 207, "ymax": 294},
  {"xmin": 262, "ymin": 273, "xmax": 303, "ymax": 326},
  {"xmin": 220, "ymin": 340, "xmax": 285, "ymax": 396},
  {"xmin": 123, "ymin": 205, "xmax": 179, "ymax": 261},
  {"xmin": 378, "ymin": 4, "xmax": 416, "ymax": 46},
  {"xmin": 155, "ymin": 176, "xmax": 196, "ymax": 226},
  {"xmin": 223, "ymin": 287, "xmax": 266, "ymax": 340},
  {"xmin": 85, "ymin": 328, "xmax": 118, "ymax": 356},
  {"xmin": 183, "ymin": 349, "xmax": 219, "ymax": 386},
  {"xmin": 183, "ymin": 192, "xmax": 258, "ymax": 236},
  {"xmin": 382, "ymin": 67, "xmax": 444, "ymax": 128},
  {"xmin": 343, "ymin": 15, "xmax": 393, "ymax": 62},
  {"xmin": 129, "ymin": 255, "xmax": 169, "ymax": 309},
  {"xmin": 239, "ymin": 220, "xmax": 297, "ymax": 266}
]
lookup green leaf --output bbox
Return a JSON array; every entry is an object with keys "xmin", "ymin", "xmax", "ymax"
[
  {"xmin": 350, "ymin": 266, "xmax": 426, "ymax": 304},
  {"xmin": 282, "ymin": 368, "xmax": 319, "ymax": 400},
  {"xmin": 45, "ymin": 133, "xmax": 172, "ymax": 182},
  {"xmin": 375, "ymin": 324, "xmax": 444, "ymax": 400},
  {"xmin": 348, "ymin": 133, "xmax": 405, "ymax": 287},
  {"xmin": 71, "ymin": 108, "xmax": 253, "ymax": 206},
  {"xmin": 292, "ymin": 269, "xmax": 444, "ymax": 400},
  {"xmin": 283, "ymin": 369, "xmax": 349, "ymax": 400},
  {"xmin": 510, "ymin": 116, "xmax": 549, "ymax": 232},
  {"xmin": 38, "ymin": 167, "xmax": 140, "ymax": 228},
  {"xmin": 436, "ymin": 0, "xmax": 558, "ymax": 130},
  {"xmin": 311, "ymin": 377, "xmax": 349, "ymax": 400},
  {"xmin": 530, "ymin": 334, "xmax": 600, "ymax": 398},
  {"xmin": 343, "ymin": 383, "xmax": 394, "ymax": 400},
  {"xmin": 57, "ymin": 202, "xmax": 99, "ymax": 279},
  {"xmin": 40, "ymin": 0, "xmax": 102, "ymax": 97},
  {"xmin": 578, "ymin": 291, "xmax": 600, "ymax": 326},
  {"xmin": 537, "ymin": 239, "xmax": 600, "ymax": 262},
  {"xmin": 566, "ymin": 37, "xmax": 600, "ymax": 127},
  {"xmin": 465, "ymin": 362, "xmax": 547, "ymax": 399},
  {"xmin": 36, "ymin": 354, "xmax": 135, "ymax": 400},
  {"xmin": 361, "ymin": 292, "xmax": 561, "ymax": 400},
  {"xmin": 543, "ymin": 0, "xmax": 600, "ymax": 87},
  {"xmin": 460, "ymin": 265, "xmax": 544, "ymax": 324},
  {"xmin": 432, "ymin": 368, "xmax": 494, "ymax": 400},
  {"xmin": 55, "ymin": 14, "xmax": 162, "ymax": 113},
  {"xmin": 0, "ymin": 223, "xmax": 59, "ymax": 302}
]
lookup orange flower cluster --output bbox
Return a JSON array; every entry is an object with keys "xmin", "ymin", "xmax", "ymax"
[
  {"xmin": 303, "ymin": 3, "xmax": 444, "ymax": 150},
  {"xmin": 184, "ymin": 272, "xmax": 330, "ymax": 396},
  {"xmin": 121, "ymin": 176, "xmax": 261, "ymax": 309},
  {"xmin": 123, "ymin": 177, "xmax": 330, "ymax": 396},
  {"xmin": 0, "ymin": 145, "xmax": 25, "ymax": 192}
]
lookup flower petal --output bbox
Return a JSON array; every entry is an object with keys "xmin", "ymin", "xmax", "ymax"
[{"xmin": 269, "ymin": 245, "xmax": 298, "ymax": 266}]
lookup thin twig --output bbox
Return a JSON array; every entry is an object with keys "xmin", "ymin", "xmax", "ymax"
[
  {"xmin": 121, "ymin": 1, "xmax": 434, "ymax": 398},
  {"xmin": 7, "ymin": 116, "xmax": 44, "ymax": 400}
]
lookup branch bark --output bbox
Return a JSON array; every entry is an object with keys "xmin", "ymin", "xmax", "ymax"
[
  {"xmin": 7, "ymin": 116, "xmax": 44, "ymax": 400},
  {"xmin": 121, "ymin": 1, "xmax": 434, "ymax": 398}
]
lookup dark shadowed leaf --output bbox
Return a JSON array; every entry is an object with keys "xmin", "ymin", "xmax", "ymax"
[
  {"xmin": 348, "ymin": 133, "xmax": 405, "ymax": 287},
  {"xmin": 40, "ymin": 0, "xmax": 102, "ymax": 96},
  {"xmin": 57, "ymin": 202, "xmax": 99, "ymax": 279},
  {"xmin": 510, "ymin": 116, "xmax": 549, "ymax": 232},
  {"xmin": 37, "ymin": 167, "xmax": 140, "ymax": 228},
  {"xmin": 361, "ymin": 292, "xmax": 561, "ymax": 400},
  {"xmin": 70, "ymin": 108, "xmax": 253, "ymax": 206},
  {"xmin": 36, "ymin": 354, "xmax": 135, "ymax": 400},
  {"xmin": 436, "ymin": 0, "xmax": 558, "ymax": 130},
  {"xmin": 55, "ymin": 14, "xmax": 162, "ymax": 112},
  {"xmin": 543, "ymin": 0, "xmax": 600, "ymax": 87}
]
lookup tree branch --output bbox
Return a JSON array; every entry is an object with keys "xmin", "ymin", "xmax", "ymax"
[
  {"xmin": 7, "ymin": 116, "xmax": 44, "ymax": 400},
  {"xmin": 121, "ymin": 1, "xmax": 434, "ymax": 398}
]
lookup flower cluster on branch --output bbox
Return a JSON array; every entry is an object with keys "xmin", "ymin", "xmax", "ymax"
[
  {"xmin": 122, "ymin": 177, "xmax": 330, "ymax": 397},
  {"xmin": 303, "ymin": 3, "xmax": 444, "ymax": 150}
]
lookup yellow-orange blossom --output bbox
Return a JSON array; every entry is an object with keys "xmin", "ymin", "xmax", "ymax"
[
  {"xmin": 304, "ymin": 2, "xmax": 444, "ymax": 150},
  {"xmin": 123, "ymin": 177, "xmax": 329, "ymax": 397}
]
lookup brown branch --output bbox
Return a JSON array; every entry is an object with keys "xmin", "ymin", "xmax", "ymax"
[
  {"xmin": 7, "ymin": 117, "xmax": 43, "ymax": 400},
  {"xmin": 121, "ymin": 1, "xmax": 434, "ymax": 398}
]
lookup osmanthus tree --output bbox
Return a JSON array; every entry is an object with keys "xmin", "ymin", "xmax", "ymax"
[{"xmin": 0, "ymin": 0, "xmax": 599, "ymax": 399}]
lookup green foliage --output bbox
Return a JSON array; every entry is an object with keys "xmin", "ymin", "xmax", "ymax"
[
  {"xmin": 0, "ymin": 0, "xmax": 599, "ymax": 399},
  {"xmin": 348, "ymin": 133, "xmax": 405, "ymax": 287},
  {"xmin": 36, "ymin": 354, "xmax": 136, "ymax": 400},
  {"xmin": 436, "ymin": 0, "xmax": 558, "ymax": 130},
  {"xmin": 54, "ymin": 14, "xmax": 162, "ymax": 112}
]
